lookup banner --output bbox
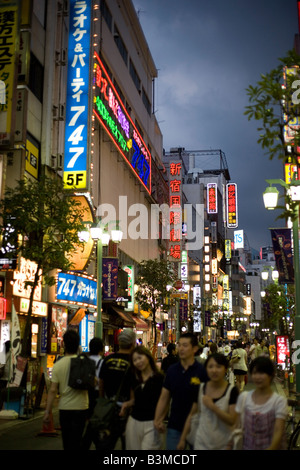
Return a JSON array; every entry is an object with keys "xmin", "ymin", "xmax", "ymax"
[
  {"xmin": 8, "ymin": 301, "xmax": 24, "ymax": 387},
  {"xmin": 102, "ymin": 258, "xmax": 118, "ymax": 300},
  {"xmin": 270, "ymin": 228, "xmax": 294, "ymax": 284}
]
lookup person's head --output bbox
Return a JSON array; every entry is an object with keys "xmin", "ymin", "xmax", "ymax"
[
  {"xmin": 63, "ymin": 329, "xmax": 80, "ymax": 355},
  {"xmin": 178, "ymin": 333, "xmax": 199, "ymax": 360},
  {"xmin": 167, "ymin": 343, "xmax": 176, "ymax": 355},
  {"xmin": 254, "ymin": 338, "xmax": 259, "ymax": 345},
  {"xmin": 118, "ymin": 328, "xmax": 136, "ymax": 351},
  {"xmin": 209, "ymin": 342, "xmax": 218, "ymax": 354},
  {"xmin": 249, "ymin": 356, "xmax": 275, "ymax": 387},
  {"xmin": 131, "ymin": 345, "xmax": 159, "ymax": 377},
  {"xmin": 236, "ymin": 340, "xmax": 243, "ymax": 349},
  {"xmin": 89, "ymin": 337, "xmax": 104, "ymax": 356},
  {"xmin": 205, "ymin": 353, "xmax": 229, "ymax": 381}
]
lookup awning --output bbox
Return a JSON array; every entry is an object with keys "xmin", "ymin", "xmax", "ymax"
[
  {"xmin": 132, "ymin": 315, "xmax": 149, "ymax": 331},
  {"xmin": 109, "ymin": 306, "xmax": 135, "ymax": 328}
]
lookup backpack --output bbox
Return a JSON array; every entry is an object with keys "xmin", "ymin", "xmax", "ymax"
[
  {"xmin": 68, "ymin": 353, "xmax": 96, "ymax": 390},
  {"xmin": 89, "ymin": 364, "xmax": 129, "ymax": 441}
]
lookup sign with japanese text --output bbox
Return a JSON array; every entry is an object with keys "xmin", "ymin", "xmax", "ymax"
[
  {"xmin": 102, "ymin": 258, "xmax": 118, "ymax": 301},
  {"xmin": 207, "ymin": 183, "xmax": 217, "ymax": 214},
  {"xmin": 93, "ymin": 52, "xmax": 151, "ymax": 194},
  {"xmin": 276, "ymin": 335, "xmax": 290, "ymax": 366},
  {"xmin": 63, "ymin": 0, "xmax": 91, "ymax": 190},
  {"xmin": 226, "ymin": 183, "xmax": 238, "ymax": 228},
  {"xmin": 270, "ymin": 228, "xmax": 294, "ymax": 284},
  {"xmin": 56, "ymin": 272, "xmax": 97, "ymax": 307},
  {"xmin": 168, "ymin": 161, "xmax": 182, "ymax": 261},
  {"xmin": 0, "ymin": 4, "xmax": 18, "ymax": 147}
]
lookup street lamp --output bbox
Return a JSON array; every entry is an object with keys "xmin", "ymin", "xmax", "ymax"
[
  {"xmin": 263, "ymin": 177, "xmax": 300, "ymax": 393},
  {"xmin": 90, "ymin": 221, "xmax": 123, "ymax": 339}
]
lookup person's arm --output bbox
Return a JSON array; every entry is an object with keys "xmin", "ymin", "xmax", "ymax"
[
  {"xmin": 202, "ymin": 395, "xmax": 237, "ymax": 426},
  {"xmin": 154, "ymin": 387, "xmax": 171, "ymax": 433},
  {"xmin": 43, "ymin": 381, "xmax": 58, "ymax": 423},
  {"xmin": 119, "ymin": 388, "xmax": 135, "ymax": 417},
  {"xmin": 177, "ymin": 402, "xmax": 198, "ymax": 450},
  {"xmin": 266, "ymin": 418, "xmax": 285, "ymax": 450}
]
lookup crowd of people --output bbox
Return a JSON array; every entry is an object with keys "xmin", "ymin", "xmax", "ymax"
[{"xmin": 43, "ymin": 330, "xmax": 288, "ymax": 451}]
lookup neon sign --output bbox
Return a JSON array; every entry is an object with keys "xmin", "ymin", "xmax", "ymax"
[
  {"xmin": 169, "ymin": 161, "xmax": 182, "ymax": 261},
  {"xmin": 207, "ymin": 183, "xmax": 217, "ymax": 214},
  {"xmin": 226, "ymin": 183, "xmax": 238, "ymax": 228},
  {"xmin": 93, "ymin": 52, "xmax": 151, "ymax": 194},
  {"xmin": 63, "ymin": 0, "xmax": 91, "ymax": 190}
]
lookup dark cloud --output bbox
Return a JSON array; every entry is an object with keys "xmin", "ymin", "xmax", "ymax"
[{"xmin": 132, "ymin": 0, "xmax": 299, "ymax": 252}]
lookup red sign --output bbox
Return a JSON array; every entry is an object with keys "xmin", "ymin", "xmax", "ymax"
[
  {"xmin": 276, "ymin": 335, "xmax": 290, "ymax": 365},
  {"xmin": 226, "ymin": 183, "xmax": 238, "ymax": 228},
  {"xmin": 207, "ymin": 183, "xmax": 217, "ymax": 214}
]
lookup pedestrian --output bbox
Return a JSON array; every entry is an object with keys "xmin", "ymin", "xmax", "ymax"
[
  {"xmin": 120, "ymin": 346, "xmax": 164, "ymax": 450},
  {"xmin": 43, "ymin": 330, "xmax": 89, "ymax": 450},
  {"xmin": 154, "ymin": 333, "xmax": 208, "ymax": 450},
  {"xmin": 233, "ymin": 356, "xmax": 288, "ymax": 450},
  {"xmin": 230, "ymin": 340, "xmax": 248, "ymax": 392},
  {"xmin": 98, "ymin": 328, "xmax": 136, "ymax": 450},
  {"xmin": 249, "ymin": 338, "xmax": 259, "ymax": 363},
  {"xmin": 161, "ymin": 342, "xmax": 168, "ymax": 359},
  {"xmin": 195, "ymin": 344, "xmax": 207, "ymax": 365},
  {"xmin": 0, "ymin": 341, "xmax": 11, "ymax": 389},
  {"xmin": 161, "ymin": 343, "xmax": 178, "ymax": 374},
  {"xmin": 177, "ymin": 353, "xmax": 239, "ymax": 450},
  {"xmin": 223, "ymin": 340, "xmax": 231, "ymax": 357},
  {"xmin": 81, "ymin": 337, "xmax": 104, "ymax": 450},
  {"xmin": 209, "ymin": 342, "xmax": 218, "ymax": 355},
  {"xmin": 255, "ymin": 339, "xmax": 269, "ymax": 358}
]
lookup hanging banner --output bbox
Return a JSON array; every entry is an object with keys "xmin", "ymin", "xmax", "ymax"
[
  {"xmin": 102, "ymin": 258, "xmax": 118, "ymax": 300},
  {"xmin": 270, "ymin": 228, "xmax": 294, "ymax": 283},
  {"xmin": 8, "ymin": 301, "xmax": 24, "ymax": 387}
]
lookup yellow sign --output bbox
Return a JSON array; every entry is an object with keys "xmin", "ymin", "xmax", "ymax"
[
  {"xmin": 64, "ymin": 171, "xmax": 87, "ymax": 190},
  {"xmin": 26, "ymin": 137, "xmax": 39, "ymax": 179}
]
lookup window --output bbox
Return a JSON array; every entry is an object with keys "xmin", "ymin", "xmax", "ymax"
[
  {"xmin": 29, "ymin": 53, "xmax": 44, "ymax": 102},
  {"xmin": 129, "ymin": 59, "xmax": 140, "ymax": 92},
  {"xmin": 100, "ymin": 0, "xmax": 112, "ymax": 31},
  {"xmin": 142, "ymin": 88, "xmax": 151, "ymax": 115},
  {"xmin": 114, "ymin": 25, "xmax": 128, "ymax": 66}
]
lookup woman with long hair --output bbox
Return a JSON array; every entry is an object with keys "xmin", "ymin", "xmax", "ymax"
[{"xmin": 120, "ymin": 345, "xmax": 164, "ymax": 450}]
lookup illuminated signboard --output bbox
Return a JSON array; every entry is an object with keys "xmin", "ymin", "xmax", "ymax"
[
  {"xmin": 168, "ymin": 161, "xmax": 182, "ymax": 261},
  {"xmin": 283, "ymin": 66, "xmax": 300, "ymax": 144},
  {"xmin": 276, "ymin": 335, "xmax": 290, "ymax": 366},
  {"xmin": 207, "ymin": 183, "xmax": 217, "ymax": 214},
  {"xmin": 93, "ymin": 52, "xmax": 151, "ymax": 194},
  {"xmin": 63, "ymin": 0, "xmax": 91, "ymax": 190},
  {"xmin": 57, "ymin": 272, "xmax": 97, "ymax": 307},
  {"xmin": 226, "ymin": 183, "xmax": 238, "ymax": 228}
]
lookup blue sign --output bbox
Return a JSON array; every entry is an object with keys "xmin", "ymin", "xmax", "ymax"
[
  {"xmin": 57, "ymin": 272, "xmax": 97, "ymax": 306},
  {"xmin": 63, "ymin": 0, "xmax": 91, "ymax": 190}
]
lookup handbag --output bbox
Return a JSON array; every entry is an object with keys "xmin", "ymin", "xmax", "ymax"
[
  {"xmin": 230, "ymin": 391, "xmax": 248, "ymax": 450},
  {"xmin": 186, "ymin": 383, "xmax": 202, "ymax": 447}
]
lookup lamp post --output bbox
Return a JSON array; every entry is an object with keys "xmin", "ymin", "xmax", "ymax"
[
  {"xmin": 90, "ymin": 222, "xmax": 123, "ymax": 339},
  {"xmin": 263, "ymin": 177, "xmax": 300, "ymax": 393}
]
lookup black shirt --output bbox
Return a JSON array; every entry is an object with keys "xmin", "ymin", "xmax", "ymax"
[
  {"xmin": 99, "ymin": 352, "xmax": 132, "ymax": 402},
  {"xmin": 131, "ymin": 373, "xmax": 164, "ymax": 421}
]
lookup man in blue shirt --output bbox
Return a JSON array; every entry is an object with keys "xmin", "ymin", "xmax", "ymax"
[{"xmin": 154, "ymin": 333, "xmax": 208, "ymax": 450}]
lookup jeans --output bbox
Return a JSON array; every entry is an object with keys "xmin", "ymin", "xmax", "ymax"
[{"xmin": 166, "ymin": 428, "xmax": 182, "ymax": 450}]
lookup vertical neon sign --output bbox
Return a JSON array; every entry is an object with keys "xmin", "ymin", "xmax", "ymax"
[
  {"xmin": 207, "ymin": 183, "xmax": 218, "ymax": 214},
  {"xmin": 226, "ymin": 183, "xmax": 238, "ymax": 228},
  {"xmin": 169, "ymin": 161, "xmax": 182, "ymax": 261},
  {"xmin": 63, "ymin": 0, "xmax": 91, "ymax": 190}
]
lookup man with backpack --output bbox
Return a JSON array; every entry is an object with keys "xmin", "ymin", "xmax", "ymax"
[
  {"xmin": 97, "ymin": 328, "xmax": 136, "ymax": 450},
  {"xmin": 43, "ymin": 329, "xmax": 89, "ymax": 450}
]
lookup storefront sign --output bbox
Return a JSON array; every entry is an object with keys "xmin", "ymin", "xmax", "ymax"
[
  {"xmin": 13, "ymin": 258, "xmax": 42, "ymax": 301},
  {"xmin": 102, "ymin": 258, "xmax": 118, "ymax": 301},
  {"xmin": 207, "ymin": 183, "xmax": 217, "ymax": 214},
  {"xmin": 276, "ymin": 335, "xmax": 290, "ymax": 366},
  {"xmin": 20, "ymin": 298, "xmax": 47, "ymax": 316},
  {"xmin": 63, "ymin": 0, "xmax": 91, "ymax": 190},
  {"xmin": 270, "ymin": 228, "xmax": 294, "ymax": 284},
  {"xmin": 226, "ymin": 183, "xmax": 238, "ymax": 228},
  {"xmin": 169, "ymin": 161, "xmax": 182, "ymax": 261},
  {"xmin": 94, "ymin": 52, "xmax": 151, "ymax": 194},
  {"xmin": 57, "ymin": 272, "xmax": 97, "ymax": 306},
  {"xmin": 79, "ymin": 314, "xmax": 96, "ymax": 352},
  {"xmin": 123, "ymin": 265, "xmax": 134, "ymax": 311}
]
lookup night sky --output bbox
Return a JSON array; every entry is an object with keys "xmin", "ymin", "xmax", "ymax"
[{"xmin": 132, "ymin": 0, "xmax": 299, "ymax": 253}]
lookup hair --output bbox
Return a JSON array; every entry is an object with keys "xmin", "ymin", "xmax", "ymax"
[
  {"xmin": 179, "ymin": 332, "xmax": 198, "ymax": 348},
  {"xmin": 209, "ymin": 342, "xmax": 218, "ymax": 354},
  {"xmin": 249, "ymin": 356, "xmax": 275, "ymax": 378},
  {"xmin": 89, "ymin": 337, "xmax": 104, "ymax": 355},
  {"xmin": 63, "ymin": 329, "xmax": 80, "ymax": 354},
  {"xmin": 205, "ymin": 353, "xmax": 229, "ymax": 370},
  {"xmin": 131, "ymin": 346, "xmax": 160, "ymax": 379},
  {"xmin": 167, "ymin": 343, "xmax": 176, "ymax": 354},
  {"xmin": 118, "ymin": 329, "xmax": 136, "ymax": 349},
  {"xmin": 236, "ymin": 340, "xmax": 243, "ymax": 349}
]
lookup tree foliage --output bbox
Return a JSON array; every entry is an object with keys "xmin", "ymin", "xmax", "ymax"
[
  {"xmin": 135, "ymin": 258, "xmax": 177, "ymax": 344},
  {"xmin": 244, "ymin": 49, "xmax": 300, "ymax": 222},
  {"xmin": 0, "ymin": 176, "xmax": 87, "ymax": 357}
]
